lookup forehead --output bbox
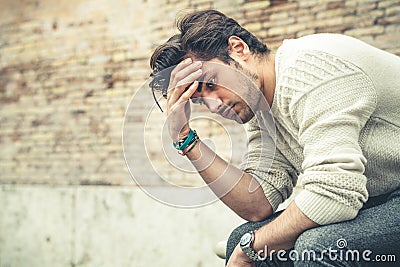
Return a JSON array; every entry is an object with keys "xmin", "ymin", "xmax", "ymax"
[{"xmin": 193, "ymin": 58, "xmax": 237, "ymax": 78}]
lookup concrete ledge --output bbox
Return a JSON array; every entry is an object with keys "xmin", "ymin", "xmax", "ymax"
[{"xmin": 0, "ymin": 185, "xmax": 244, "ymax": 267}]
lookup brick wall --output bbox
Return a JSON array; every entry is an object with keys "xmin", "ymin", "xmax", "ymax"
[
  {"xmin": 1, "ymin": 0, "xmax": 399, "ymax": 186},
  {"xmin": 242, "ymin": 0, "xmax": 400, "ymax": 53}
]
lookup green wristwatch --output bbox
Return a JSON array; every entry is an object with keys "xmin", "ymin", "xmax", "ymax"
[{"xmin": 239, "ymin": 231, "xmax": 259, "ymax": 261}]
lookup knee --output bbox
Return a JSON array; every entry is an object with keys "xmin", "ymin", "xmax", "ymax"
[
  {"xmin": 226, "ymin": 212, "xmax": 282, "ymax": 264},
  {"xmin": 294, "ymin": 228, "xmax": 330, "ymax": 252},
  {"xmin": 226, "ymin": 220, "xmax": 270, "ymax": 264},
  {"xmin": 294, "ymin": 228, "xmax": 345, "ymax": 266},
  {"xmin": 294, "ymin": 229, "xmax": 329, "ymax": 264}
]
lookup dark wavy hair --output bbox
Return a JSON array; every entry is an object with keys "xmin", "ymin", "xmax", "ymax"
[{"xmin": 149, "ymin": 9, "xmax": 270, "ymax": 111}]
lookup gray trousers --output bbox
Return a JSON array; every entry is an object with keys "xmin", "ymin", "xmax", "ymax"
[{"xmin": 226, "ymin": 188, "xmax": 400, "ymax": 266}]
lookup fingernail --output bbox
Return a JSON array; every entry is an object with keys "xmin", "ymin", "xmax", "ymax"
[
  {"xmin": 193, "ymin": 61, "xmax": 202, "ymax": 67},
  {"xmin": 185, "ymin": 58, "xmax": 192, "ymax": 63}
]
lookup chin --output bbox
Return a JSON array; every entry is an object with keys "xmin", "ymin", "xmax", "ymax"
[{"xmin": 234, "ymin": 112, "xmax": 254, "ymax": 124}]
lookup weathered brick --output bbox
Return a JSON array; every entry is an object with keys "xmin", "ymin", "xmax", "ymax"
[
  {"xmin": 270, "ymin": 12, "xmax": 289, "ymax": 21},
  {"xmin": 244, "ymin": 8, "xmax": 264, "ymax": 19},
  {"xmin": 385, "ymin": 24, "xmax": 400, "ymax": 33},
  {"xmin": 297, "ymin": 15, "xmax": 316, "ymax": 23},
  {"xmin": 265, "ymin": 2, "xmax": 299, "ymax": 14},
  {"xmin": 327, "ymin": 1, "xmax": 345, "ymax": 9},
  {"xmin": 356, "ymin": 2, "xmax": 377, "ymax": 14},
  {"xmin": 386, "ymin": 5, "xmax": 400, "ymax": 16},
  {"xmin": 345, "ymin": 25, "xmax": 385, "ymax": 36},
  {"xmin": 296, "ymin": 29, "xmax": 316, "ymax": 37},
  {"xmin": 241, "ymin": 0, "xmax": 270, "ymax": 11},
  {"xmin": 311, "ymin": 17, "xmax": 344, "ymax": 28},
  {"xmin": 373, "ymin": 34, "xmax": 400, "ymax": 49},
  {"xmin": 316, "ymin": 25, "xmax": 351, "ymax": 34},
  {"xmin": 299, "ymin": 0, "xmax": 319, "ymax": 8},
  {"xmin": 263, "ymin": 17, "xmax": 296, "ymax": 28},
  {"xmin": 378, "ymin": 0, "xmax": 400, "ymax": 9},
  {"xmin": 387, "ymin": 47, "xmax": 400, "ymax": 55},
  {"xmin": 316, "ymin": 8, "xmax": 356, "ymax": 19},
  {"xmin": 0, "ymin": 0, "xmax": 399, "ymax": 186},
  {"xmin": 243, "ymin": 22, "xmax": 262, "ymax": 32},
  {"xmin": 377, "ymin": 16, "xmax": 400, "ymax": 25}
]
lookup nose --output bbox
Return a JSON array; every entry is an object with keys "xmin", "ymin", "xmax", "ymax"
[{"xmin": 203, "ymin": 94, "xmax": 222, "ymax": 113}]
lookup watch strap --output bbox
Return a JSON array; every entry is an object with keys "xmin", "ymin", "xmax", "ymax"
[
  {"xmin": 240, "ymin": 231, "xmax": 260, "ymax": 261},
  {"xmin": 242, "ymin": 245, "xmax": 259, "ymax": 261}
]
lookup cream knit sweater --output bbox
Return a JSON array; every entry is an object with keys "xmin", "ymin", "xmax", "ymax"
[{"xmin": 241, "ymin": 34, "xmax": 400, "ymax": 225}]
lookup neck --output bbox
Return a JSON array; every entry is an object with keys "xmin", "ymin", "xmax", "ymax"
[{"xmin": 258, "ymin": 53, "xmax": 276, "ymax": 108}]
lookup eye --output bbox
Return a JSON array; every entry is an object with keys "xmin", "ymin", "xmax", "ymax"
[{"xmin": 206, "ymin": 77, "xmax": 216, "ymax": 89}]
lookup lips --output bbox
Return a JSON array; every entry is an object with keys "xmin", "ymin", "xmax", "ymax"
[{"xmin": 219, "ymin": 104, "xmax": 236, "ymax": 119}]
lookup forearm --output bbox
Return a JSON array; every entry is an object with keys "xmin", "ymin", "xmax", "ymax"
[
  {"xmin": 253, "ymin": 201, "xmax": 319, "ymax": 254},
  {"xmin": 186, "ymin": 139, "xmax": 272, "ymax": 221}
]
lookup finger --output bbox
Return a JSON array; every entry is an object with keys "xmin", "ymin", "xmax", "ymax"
[
  {"xmin": 176, "ymin": 68, "xmax": 202, "ymax": 90},
  {"xmin": 168, "ymin": 81, "xmax": 198, "ymax": 111},
  {"xmin": 174, "ymin": 57, "xmax": 192, "ymax": 73},
  {"xmin": 168, "ymin": 81, "xmax": 198, "ymax": 116},
  {"xmin": 175, "ymin": 61, "xmax": 202, "ymax": 85},
  {"xmin": 169, "ymin": 58, "xmax": 193, "ymax": 87},
  {"xmin": 169, "ymin": 68, "xmax": 202, "ymax": 102},
  {"xmin": 168, "ymin": 61, "xmax": 202, "ymax": 95},
  {"xmin": 179, "ymin": 80, "xmax": 199, "ymax": 102}
]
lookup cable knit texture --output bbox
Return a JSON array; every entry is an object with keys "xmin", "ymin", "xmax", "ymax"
[{"xmin": 241, "ymin": 34, "xmax": 400, "ymax": 225}]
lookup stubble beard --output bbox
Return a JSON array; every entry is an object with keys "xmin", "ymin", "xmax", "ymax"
[{"xmin": 231, "ymin": 60, "xmax": 263, "ymax": 124}]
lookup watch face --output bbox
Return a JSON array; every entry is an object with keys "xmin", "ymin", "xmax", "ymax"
[{"xmin": 240, "ymin": 232, "xmax": 252, "ymax": 246}]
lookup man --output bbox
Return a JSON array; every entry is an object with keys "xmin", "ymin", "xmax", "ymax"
[{"xmin": 149, "ymin": 10, "xmax": 400, "ymax": 266}]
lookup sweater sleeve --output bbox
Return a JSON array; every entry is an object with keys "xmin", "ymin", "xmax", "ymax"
[
  {"xmin": 240, "ymin": 116, "xmax": 298, "ymax": 211},
  {"xmin": 292, "ymin": 69, "xmax": 377, "ymax": 225}
]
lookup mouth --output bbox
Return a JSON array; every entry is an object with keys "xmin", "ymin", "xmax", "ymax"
[{"xmin": 219, "ymin": 104, "xmax": 237, "ymax": 119}]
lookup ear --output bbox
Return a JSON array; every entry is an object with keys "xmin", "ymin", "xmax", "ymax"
[{"xmin": 228, "ymin": 36, "xmax": 251, "ymax": 61}]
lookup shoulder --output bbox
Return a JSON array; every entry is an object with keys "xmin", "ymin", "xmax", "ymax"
[
  {"xmin": 276, "ymin": 34, "xmax": 366, "ymax": 73},
  {"xmin": 273, "ymin": 34, "xmax": 379, "ymax": 100},
  {"xmin": 273, "ymin": 42, "xmax": 378, "ymax": 126},
  {"xmin": 274, "ymin": 47, "xmax": 373, "ymax": 110},
  {"xmin": 277, "ymin": 34, "xmax": 368, "ymax": 58}
]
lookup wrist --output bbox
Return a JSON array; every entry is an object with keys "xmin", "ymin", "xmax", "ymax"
[
  {"xmin": 172, "ymin": 129, "xmax": 199, "ymax": 155},
  {"xmin": 239, "ymin": 230, "xmax": 260, "ymax": 261},
  {"xmin": 181, "ymin": 138, "xmax": 199, "ymax": 156},
  {"xmin": 178, "ymin": 131, "xmax": 190, "ymax": 140},
  {"xmin": 172, "ymin": 127, "xmax": 190, "ymax": 142}
]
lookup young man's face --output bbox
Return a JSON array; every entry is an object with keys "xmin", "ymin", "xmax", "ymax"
[{"xmin": 189, "ymin": 58, "xmax": 263, "ymax": 124}]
